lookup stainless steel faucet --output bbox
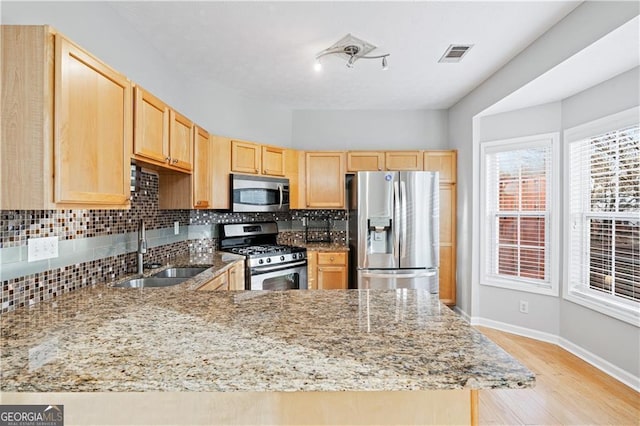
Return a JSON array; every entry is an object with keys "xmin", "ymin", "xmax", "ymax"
[{"xmin": 137, "ymin": 219, "xmax": 147, "ymax": 275}]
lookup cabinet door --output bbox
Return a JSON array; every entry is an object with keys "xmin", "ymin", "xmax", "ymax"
[
  {"xmin": 231, "ymin": 140, "xmax": 261, "ymax": 174},
  {"xmin": 193, "ymin": 126, "xmax": 211, "ymax": 208},
  {"xmin": 228, "ymin": 262, "xmax": 245, "ymax": 290},
  {"xmin": 305, "ymin": 152, "xmax": 346, "ymax": 209},
  {"xmin": 54, "ymin": 35, "xmax": 132, "ymax": 205},
  {"xmin": 169, "ymin": 110, "xmax": 193, "ymax": 172},
  {"xmin": 318, "ymin": 266, "xmax": 347, "ymax": 290},
  {"xmin": 438, "ymin": 185, "xmax": 456, "ymax": 305},
  {"xmin": 134, "ymin": 86, "xmax": 168, "ymax": 164},
  {"xmin": 385, "ymin": 151, "xmax": 424, "ymax": 171},
  {"xmin": 347, "ymin": 151, "xmax": 385, "ymax": 171},
  {"xmin": 262, "ymin": 146, "xmax": 285, "ymax": 176},
  {"xmin": 197, "ymin": 272, "xmax": 229, "ymax": 291},
  {"xmin": 424, "ymin": 150, "xmax": 457, "ymax": 184},
  {"xmin": 211, "ymin": 135, "xmax": 232, "ymax": 209}
]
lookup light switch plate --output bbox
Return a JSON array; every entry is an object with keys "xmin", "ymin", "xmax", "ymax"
[{"xmin": 28, "ymin": 236, "xmax": 59, "ymax": 262}]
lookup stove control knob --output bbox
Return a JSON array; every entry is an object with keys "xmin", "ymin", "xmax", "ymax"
[
  {"xmin": 280, "ymin": 256, "xmax": 285, "ymax": 261},
  {"xmin": 259, "ymin": 259, "xmax": 264, "ymax": 264},
  {"xmin": 266, "ymin": 258, "xmax": 271, "ymax": 263},
  {"xmin": 291, "ymin": 253, "xmax": 297, "ymax": 259}
]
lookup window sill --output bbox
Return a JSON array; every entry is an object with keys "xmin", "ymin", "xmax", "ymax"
[
  {"xmin": 564, "ymin": 290, "xmax": 640, "ymax": 327},
  {"xmin": 481, "ymin": 276, "xmax": 558, "ymax": 297}
]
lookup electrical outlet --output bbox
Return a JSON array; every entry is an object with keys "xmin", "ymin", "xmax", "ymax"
[
  {"xmin": 174, "ymin": 221, "xmax": 180, "ymax": 235},
  {"xmin": 28, "ymin": 338, "xmax": 58, "ymax": 371},
  {"xmin": 27, "ymin": 236, "xmax": 59, "ymax": 262},
  {"xmin": 519, "ymin": 300, "xmax": 529, "ymax": 314}
]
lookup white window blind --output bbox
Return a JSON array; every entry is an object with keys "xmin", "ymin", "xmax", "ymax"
[
  {"xmin": 483, "ymin": 138, "xmax": 554, "ymax": 290},
  {"xmin": 569, "ymin": 124, "xmax": 640, "ymax": 304}
]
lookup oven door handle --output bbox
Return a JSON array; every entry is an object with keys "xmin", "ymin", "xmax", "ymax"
[{"xmin": 251, "ymin": 260, "xmax": 307, "ymax": 273}]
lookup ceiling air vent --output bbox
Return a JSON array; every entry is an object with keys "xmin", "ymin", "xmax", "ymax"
[{"xmin": 438, "ymin": 44, "xmax": 473, "ymax": 63}]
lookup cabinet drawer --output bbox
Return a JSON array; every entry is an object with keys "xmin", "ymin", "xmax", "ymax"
[{"xmin": 317, "ymin": 252, "xmax": 346, "ymax": 265}]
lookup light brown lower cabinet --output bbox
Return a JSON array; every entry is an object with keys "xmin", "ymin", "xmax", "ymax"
[
  {"xmin": 307, "ymin": 250, "xmax": 348, "ymax": 290},
  {"xmin": 197, "ymin": 261, "xmax": 245, "ymax": 291}
]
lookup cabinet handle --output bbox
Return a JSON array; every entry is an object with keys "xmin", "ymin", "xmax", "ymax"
[
  {"xmin": 330, "ymin": 257, "xmax": 334, "ymax": 261},
  {"xmin": 165, "ymin": 157, "xmax": 171, "ymax": 162},
  {"xmin": 255, "ymin": 168, "xmax": 259, "ymax": 173},
  {"xmin": 173, "ymin": 159, "xmax": 179, "ymax": 164}
]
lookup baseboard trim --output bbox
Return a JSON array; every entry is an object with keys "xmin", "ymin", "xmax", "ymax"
[
  {"xmin": 453, "ymin": 306, "xmax": 471, "ymax": 322},
  {"xmin": 471, "ymin": 317, "xmax": 640, "ymax": 392}
]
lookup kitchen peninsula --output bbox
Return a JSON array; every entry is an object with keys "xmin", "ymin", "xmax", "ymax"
[{"xmin": 0, "ymin": 260, "xmax": 534, "ymax": 425}]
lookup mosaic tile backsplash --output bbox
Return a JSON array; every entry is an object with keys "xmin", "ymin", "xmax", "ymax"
[{"xmin": 1, "ymin": 171, "xmax": 347, "ymax": 313}]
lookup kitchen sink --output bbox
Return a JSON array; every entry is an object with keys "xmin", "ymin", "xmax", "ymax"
[
  {"xmin": 112, "ymin": 277, "xmax": 186, "ymax": 288},
  {"xmin": 152, "ymin": 267, "xmax": 208, "ymax": 278}
]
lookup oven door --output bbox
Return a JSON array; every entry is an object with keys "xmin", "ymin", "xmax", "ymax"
[{"xmin": 250, "ymin": 260, "xmax": 308, "ymax": 290}]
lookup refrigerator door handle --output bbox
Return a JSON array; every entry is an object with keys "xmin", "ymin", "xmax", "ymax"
[
  {"xmin": 400, "ymin": 180, "xmax": 408, "ymax": 258},
  {"xmin": 360, "ymin": 270, "xmax": 437, "ymax": 279},
  {"xmin": 393, "ymin": 181, "xmax": 400, "ymax": 255}
]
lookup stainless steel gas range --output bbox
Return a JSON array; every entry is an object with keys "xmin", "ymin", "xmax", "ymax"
[{"xmin": 218, "ymin": 222, "xmax": 307, "ymax": 290}]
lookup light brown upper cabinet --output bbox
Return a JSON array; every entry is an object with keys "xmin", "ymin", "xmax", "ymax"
[
  {"xmin": 424, "ymin": 150, "xmax": 457, "ymax": 184},
  {"xmin": 284, "ymin": 149, "xmax": 305, "ymax": 209},
  {"xmin": 192, "ymin": 126, "xmax": 212, "ymax": 208},
  {"xmin": 261, "ymin": 145, "xmax": 285, "ymax": 176},
  {"xmin": 305, "ymin": 152, "xmax": 346, "ymax": 209},
  {"xmin": 231, "ymin": 140, "xmax": 261, "ymax": 174},
  {"xmin": 385, "ymin": 151, "xmax": 424, "ymax": 171},
  {"xmin": 231, "ymin": 140, "xmax": 285, "ymax": 176},
  {"xmin": 133, "ymin": 86, "xmax": 193, "ymax": 173},
  {"xmin": 347, "ymin": 151, "xmax": 385, "ymax": 172},
  {"xmin": 1, "ymin": 26, "xmax": 132, "ymax": 209},
  {"xmin": 211, "ymin": 135, "xmax": 233, "ymax": 209},
  {"xmin": 158, "ymin": 124, "xmax": 212, "ymax": 210}
]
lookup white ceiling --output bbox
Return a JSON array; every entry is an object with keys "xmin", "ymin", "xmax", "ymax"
[{"xmin": 109, "ymin": 1, "xmax": 582, "ymax": 110}]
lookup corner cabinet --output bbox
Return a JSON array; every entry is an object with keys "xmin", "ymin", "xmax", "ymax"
[
  {"xmin": 1, "ymin": 25, "xmax": 132, "ymax": 209},
  {"xmin": 307, "ymin": 250, "xmax": 348, "ymax": 290},
  {"xmin": 424, "ymin": 150, "xmax": 457, "ymax": 306},
  {"xmin": 197, "ymin": 261, "xmax": 245, "ymax": 291},
  {"xmin": 305, "ymin": 152, "xmax": 346, "ymax": 209}
]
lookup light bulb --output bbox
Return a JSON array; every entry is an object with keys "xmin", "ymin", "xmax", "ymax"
[
  {"xmin": 382, "ymin": 56, "xmax": 389, "ymax": 71},
  {"xmin": 314, "ymin": 59, "xmax": 322, "ymax": 72}
]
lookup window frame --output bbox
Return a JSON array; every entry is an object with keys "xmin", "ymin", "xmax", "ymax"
[
  {"xmin": 563, "ymin": 106, "xmax": 640, "ymax": 327},
  {"xmin": 480, "ymin": 132, "xmax": 560, "ymax": 296}
]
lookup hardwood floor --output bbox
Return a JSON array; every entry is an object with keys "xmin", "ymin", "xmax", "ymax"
[{"xmin": 476, "ymin": 327, "xmax": 639, "ymax": 426}]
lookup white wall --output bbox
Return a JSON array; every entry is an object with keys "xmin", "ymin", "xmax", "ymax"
[
  {"xmin": 1, "ymin": 1, "xmax": 293, "ymax": 146},
  {"xmin": 559, "ymin": 66, "xmax": 640, "ymax": 379},
  {"xmin": 291, "ymin": 110, "xmax": 448, "ymax": 150},
  {"xmin": 448, "ymin": 1, "xmax": 639, "ymax": 384},
  {"xmin": 477, "ymin": 102, "xmax": 562, "ymax": 336},
  {"xmin": 448, "ymin": 0, "xmax": 639, "ymax": 318}
]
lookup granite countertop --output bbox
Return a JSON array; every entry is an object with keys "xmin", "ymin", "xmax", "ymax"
[
  {"xmin": 294, "ymin": 242, "xmax": 349, "ymax": 252},
  {"xmin": 0, "ymin": 261, "xmax": 534, "ymax": 393}
]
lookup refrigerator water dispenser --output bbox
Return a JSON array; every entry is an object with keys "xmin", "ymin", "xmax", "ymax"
[{"xmin": 368, "ymin": 216, "xmax": 392, "ymax": 254}]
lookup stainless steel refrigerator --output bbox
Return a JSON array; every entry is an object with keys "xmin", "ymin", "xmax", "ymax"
[{"xmin": 348, "ymin": 171, "xmax": 439, "ymax": 292}]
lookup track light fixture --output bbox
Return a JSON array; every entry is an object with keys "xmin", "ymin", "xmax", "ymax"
[{"xmin": 314, "ymin": 33, "xmax": 390, "ymax": 71}]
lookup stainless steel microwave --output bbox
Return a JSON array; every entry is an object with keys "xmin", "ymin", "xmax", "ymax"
[{"xmin": 231, "ymin": 174, "xmax": 290, "ymax": 212}]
